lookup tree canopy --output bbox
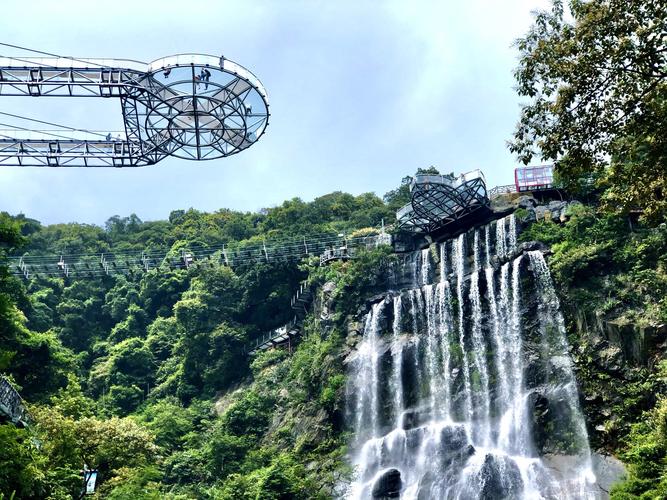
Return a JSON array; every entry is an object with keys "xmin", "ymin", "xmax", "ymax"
[{"xmin": 511, "ymin": 0, "xmax": 666, "ymax": 221}]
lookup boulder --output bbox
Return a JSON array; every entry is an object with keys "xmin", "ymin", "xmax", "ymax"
[
  {"xmin": 534, "ymin": 205, "xmax": 551, "ymax": 221},
  {"xmin": 547, "ymin": 200, "xmax": 568, "ymax": 215},
  {"xmin": 593, "ymin": 344, "xmax": 624, "ymax": 374},
  {"xmin": 322, "ymin": 281, "xmax": 336, "ymax": 294},
  {"xmin": 517, "ymin": 195, "xmax": 538, "ymax": 209},
  {"xmin": 438, "ymin": 424, "xmax": 474, "ymax": 468},
  {"xmin": 519, "ymin": 240, "xmax": 550, "ymax": 254},
  {"xmin": 372, "ymin": 468, "xmax": 402, "ymax": 498},
  {"xmin": 478, "ymin": 454, "xmax": 523, "ymax": 499},
  {"xmin": 592, "ymin": 452, "xmax": 627, "ymax": 498},
  {"xmin": 528, "ymin": 390, "xmax": 551, "ymax": 454}
]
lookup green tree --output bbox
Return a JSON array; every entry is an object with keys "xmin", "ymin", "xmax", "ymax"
[
  {"xmin": 612, "ymin": 397, "xmax": 667, "ymax": 498},
  {"xmin": 177, "ymin": 323, "xmax": 247, "ymax": 398},
  {"xmin": 33, "ymin": 408, "xmax": 159, "ymax": 493},
  {"xmin": 511, "ymin": 0, "xmax": 667, "ymax": 220},
  {"xmin": 0, "ymin": 424, "xmax": 49, "ymax": 499}
]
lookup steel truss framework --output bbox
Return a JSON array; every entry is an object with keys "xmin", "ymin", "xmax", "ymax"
[
  {"xmin": 0, "ymin": 54, "xmax": 269, "ymax": 166},
  {"xmin": 396, "ymin": 171, "xmax": 490, "ymax": 234}
]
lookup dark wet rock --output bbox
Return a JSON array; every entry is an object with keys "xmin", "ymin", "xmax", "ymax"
[
  {"xmin": 372, "ymin": 468, "xmax": 402, "ymax": 498},
  {"xmin": 530, "ymin": 389, "xmax": 587, "ymax": 455},
  {"xmin": 400, "ymin": 407, "xmax": 428, "ymax": 430},
  {"xmin": 405, "ymin": 427, "xmax": 427, "ymax": 451},
  {"xmin": 367, "ymin": 293, "xmax": 388, "ymax": 306},
  {"xmin": 478, "ymin": 454, "xmax": 523, "ymax": 500},
  {"xmin": 528, "ymin": 390, "xmax": 551, "ymax": 455},
  {"xmin": 399, "ymin": 341, "xmax": 421, "ymax": 409},
  {"xmin": 519, "ymin": 240, "xmax": 550, "ymax": 254},
  {"xmin": 439, "ymin": 425, "xmax": 475, "ymax": 468},
  {"xmin": 523, "ymin": 342, "xmax": 546, "ymax": 388},
  {"xmin": 602, "ymin": 319, "xmax": 667, "ymax": 366}
]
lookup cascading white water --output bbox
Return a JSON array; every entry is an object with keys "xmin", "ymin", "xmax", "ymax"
[
  {"xmin": 508, "ymin": 213, "xmax": 517, "ymax": 254},
  {"xmin": 469, "ymin": 230, "xmax": 491, "ymax": 447},
  {"xmin": 346, "ymin": 214, "xmax": 598, "ymax": 499},
  {"xmin": 495, "ymin": 217, "xmax": 507, "ymax": 259},
  {"xmin": 391, "ymin": 295, "xmax": 404, "ymax": 428},
  {"xmin": 453, "ymin": 234, "xmax": 474, "ymax": 432}
]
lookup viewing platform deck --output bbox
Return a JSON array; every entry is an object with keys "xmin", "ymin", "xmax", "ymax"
[{"xmin": 396, "ymin": 170, "xmax": 490, "ymax": 234}]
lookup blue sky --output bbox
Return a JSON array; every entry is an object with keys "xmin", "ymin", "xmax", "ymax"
[{"xmin": 0, "ymin": 0, "xmax": 548, "ymax": 225}]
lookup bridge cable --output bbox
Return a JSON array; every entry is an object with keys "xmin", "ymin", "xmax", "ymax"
[
  {"xmin": 0, "ymin": 42, "xmax": 147, "ymax": 69},
  {"xmin": 0, "ymin": 54, "xmax": 56, "ymax": 68},
  {"xmin": 0, "ymin": 122, "xmax": 80, "ymax": 141},
  {"xmin": 0, "ymin": 111, "xmax": 110, "ymax": 138}
]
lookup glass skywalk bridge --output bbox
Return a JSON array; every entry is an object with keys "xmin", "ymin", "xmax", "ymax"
[
  {"xmin": 0, "ymin": 53, "xmax": 269, "ymax": 166},
  {"xmin": 396, "ymin": 170, "xmax": 490, "ymax": 234}
]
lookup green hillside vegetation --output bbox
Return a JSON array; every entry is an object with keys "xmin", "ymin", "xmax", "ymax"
[
  {"xmin": 1, "ymin": 0, "xmax": 665, "ymax": 498},
  {"xmin": 0, "ymin": 191, "xmax": 400, "ymax": 499}
]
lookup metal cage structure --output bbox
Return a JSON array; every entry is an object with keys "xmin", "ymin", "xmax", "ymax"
[
  {"xmin": 514, "ymin": 165, "xmax": 554, "ymax": 192},
  {"xmin": 0, "ymin": 53, "xmax": 269, "ymax": 166},
  {"xmin": 396, "ymin": 170, "xmax": 490, "ymax": 234}
]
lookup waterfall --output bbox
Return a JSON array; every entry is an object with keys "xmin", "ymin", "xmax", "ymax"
[
  {"xmin": 495, "ymin": 217, "xmax": 506, "ymax": 259},
  {"xmin": 420, "ymin": 248, "xmax": 431, "ymax": 285},
  {"xmin": 469, "ymin": 230, "xmax": 491, "ymax": 446},
  {"xmin": 454, "ymin": 234, "xmax": 474, "ymax": 431},
  {"xmin": 508, "ymin": 213, "xmax": 517, "ymax": 254},
  {"xmin": 437, "ymin": 241, "xmax": 453, "ymax": 421},
  {"xmin": 351, "ymin": 301, "xmax": 385, "ymax": 442},
  {"xmin": 391, "ymin": 295, "xmax": 404, "ymax": 428},
  {"xmin": 346, "ymin": 218, "xmax": 598, "ymax": 499}
]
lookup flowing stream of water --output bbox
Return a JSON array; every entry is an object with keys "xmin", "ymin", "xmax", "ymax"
[{"xmin": 346, "ymin": 214, "xmax": 597, "ymax": 499}]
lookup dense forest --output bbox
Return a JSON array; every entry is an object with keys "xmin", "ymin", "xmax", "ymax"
[
  {"xmin": 0, "ymin": 184, "xmax": 417, "ymax": 498},
  {"xmin": 1, "ymin": 0, "xmax": 666, "ymax": 498}
]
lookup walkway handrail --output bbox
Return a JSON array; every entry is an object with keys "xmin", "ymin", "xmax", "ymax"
[
  {"xmin": 9, "ymin": 227, "xmax": 393, "ymax": 279},
  {"xmin": 489, "ymin": 184, "xmax": 517, "ymax": 198},
  {"xmin": 248, "ymin": 278, "xmax": 314, "ymax": 354},
  {"xmin": 0, "ymin": 376, "xmax": 30, "ymax": 426}
]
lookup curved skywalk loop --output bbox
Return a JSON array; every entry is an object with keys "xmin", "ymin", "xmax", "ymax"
[
  {"xmin": 7, "ymin": 231, "xmax": 392, "ymax": 280},
  {"xmin": 0, "ymin": 51, "xmax": 269, "ymax": 166}
]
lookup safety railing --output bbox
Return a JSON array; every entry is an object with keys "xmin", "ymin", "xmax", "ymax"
[
  {"xmin": 0, "ymin": 376, "xmax": 30, "ymax": 426},
  {"xmin": 488, "ymin": 184, "xmax": 516, "ymax": 198},
  {"xmin": 411, "ymin": 169, "xmax": 486, "ymax": 191}
]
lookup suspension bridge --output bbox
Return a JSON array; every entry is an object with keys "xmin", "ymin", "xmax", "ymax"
[{"xmin": 7, "ymin": 231, "xmax": 392, "ymax": 280}]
